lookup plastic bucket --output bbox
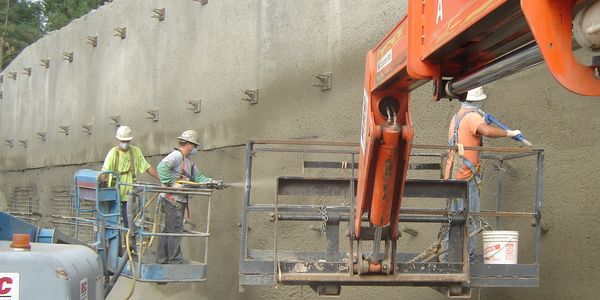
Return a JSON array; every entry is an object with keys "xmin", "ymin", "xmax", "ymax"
[{"xmin": 482, "ymin": 231, "xmax": 519, "ymax": 264}]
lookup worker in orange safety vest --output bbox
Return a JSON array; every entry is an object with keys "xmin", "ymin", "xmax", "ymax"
[{"xmin": 440, "ymin": 87, "xmax": 522, "ymax": 262}]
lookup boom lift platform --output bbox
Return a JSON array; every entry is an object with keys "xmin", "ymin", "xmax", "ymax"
[
  {"xmin": 239, "ymin": 140, "xmax": 544, "ymax": 297},
  {"xmin": 0, "ymin": 169, "xmax": 220, "ymax": 299},
  {"xmin": 73, "ymin": 169, "xmax": 214, "ymax": 283}
]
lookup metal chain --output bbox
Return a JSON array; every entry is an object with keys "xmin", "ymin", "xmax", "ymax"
[{"xmin": 474, "ymin": 215, "xmax": 495, "ymax": 232}]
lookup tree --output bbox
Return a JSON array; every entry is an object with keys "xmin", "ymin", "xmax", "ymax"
[
  {"xmin": 0, "ymin": 0, "xmax": 44, "ymax": 69},
  {"xmin": 43, "ymin": 0, "xmax": 102, "ymax": 32},
  {"xmin": 0, "ymin": 0, "xmax": 104, "ymax": 69}
]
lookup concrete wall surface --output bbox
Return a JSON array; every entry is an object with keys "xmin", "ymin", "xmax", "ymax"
[{"xmin": 1, "ymin": 0, "xmax": 600, "ymax": 299}]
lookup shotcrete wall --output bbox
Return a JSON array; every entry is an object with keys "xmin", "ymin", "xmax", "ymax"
[{"xmin": 1, "ymin": 0, "xmax": 599, "ymax": 299}]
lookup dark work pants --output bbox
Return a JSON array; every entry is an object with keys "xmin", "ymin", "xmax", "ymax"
[
  {"xmin": 120, "ymin": 202, "xmax": 129, "ymax": 229},
  {"xmin": 156, "ymin": 197, "xmax": 185, "ymax": 264},
  {"xmin": 441, "ymin": 178, "xmax": 480, "ymax": 262},
  {"xmin": 120, "ymin": 192, "xmax": 139, "ymax": 253}
]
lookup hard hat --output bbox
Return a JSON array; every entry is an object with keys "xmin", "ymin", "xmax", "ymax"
[
  {"xmin": 115, "ymin": 125, "xmax": 133, "ymax": 141},
  {"xmin": 466, "ymin": 87, "xmax": 487, "ymax": 101},
  {"xmin": 178, "ymin": 130, "xmax": 199, "ymax": 145}
]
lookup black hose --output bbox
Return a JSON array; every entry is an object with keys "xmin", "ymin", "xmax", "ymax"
[{"xmin": 104, "ymin": 254, "xmax": 130, "ymax": 298}]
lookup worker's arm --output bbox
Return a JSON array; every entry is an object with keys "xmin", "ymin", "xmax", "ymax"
[
  {"xmin": 476, "ymin": 123, "xmax": 508, "ymax": 138},
  {"xmin": 157, "ymin": 161, "xmax": 175, "ymax": 186},
  {"xmin": 146, "ymin": 166, "xmax": 159, "ymax": 180},
  {"xmin": 101, "ymin": 148, "xmax": 115, "ymax": 172},
  {"xmin": 192, "ymin": 163, "xmax": 212, "ymax": 184},
  {"xmin": 131, "ymin": 147, "xmax": 160, "ymax": 181},
  {"xmin": 100, "ymin": 148, "xmax": 116, "ymax": 183}
]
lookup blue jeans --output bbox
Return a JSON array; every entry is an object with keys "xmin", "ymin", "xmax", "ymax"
[{"xmin": 441, "ymin": 178, "xmax": 480, "ymax": 261}]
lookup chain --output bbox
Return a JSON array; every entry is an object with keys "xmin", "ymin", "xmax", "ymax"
[
  {"xmin": 319, "ymin": 205, "xmax": 329, "ymax": 234},
  {"xmin": 474, "ymin": 215, "xmax": 494, "ymax": 232}
]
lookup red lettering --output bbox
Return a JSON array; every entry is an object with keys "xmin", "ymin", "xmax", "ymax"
[{"xmin": 0, "ymin": 277, "xmax": 13, "ymax": 294}]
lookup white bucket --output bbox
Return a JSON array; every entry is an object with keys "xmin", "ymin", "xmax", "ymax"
[{"xmin": 482, "ymin": 231, "xmax": 519, "ymax": 264}]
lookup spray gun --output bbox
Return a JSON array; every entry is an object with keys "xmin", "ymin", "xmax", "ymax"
[
  {"xmin": 208, "ymin": 179, "xmax": 229, "ymax": 190},
  {"xmin": 476, "ymin": 109, "xmax": 533, "ymax": 146}
]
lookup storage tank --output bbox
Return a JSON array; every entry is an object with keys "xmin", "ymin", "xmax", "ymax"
[{"xmin": 0, "ymin": 239, "xmax": 103, "ymax": 300}]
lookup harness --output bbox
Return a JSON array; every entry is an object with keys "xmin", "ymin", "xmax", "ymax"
[
  {"xmin": 163, "ymin": 150, "xmax": 196, "ymax": 216},
  {"xmin": 110, "ymin": 146, "xmax": 136, "ymax": 187},
  {"xmin": 169, "ymin": 149, "xmax": 195, "ymax": 185},
  {"xmin": 448, "ymin": 109, "xmax": 482, "ymax": 184}
]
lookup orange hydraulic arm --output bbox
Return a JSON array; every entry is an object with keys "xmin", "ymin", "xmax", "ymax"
[{"xmin": 355, "ymin": 0, "xmax": 600, "ymax": 262}]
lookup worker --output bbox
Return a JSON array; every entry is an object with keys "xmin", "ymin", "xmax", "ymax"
[
  {"xmin": 441, "ymin": 87, "xmax": 522, "ymax": 261},
  {"xmin": 156, "ymin": 129, "xmax": 220, "ymax": 264},
  {"xmin": 101, "ymin": 125, "xmax": 159, "ymax": 253}
]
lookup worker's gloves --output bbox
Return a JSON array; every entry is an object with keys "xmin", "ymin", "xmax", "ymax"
[
  {"xmin": 506, "ymin": 130, "xmax": 522, "ymax": 138},
  {"xmin": 170, "ymin": 182, "xmax": 183, "ymax": 189}
]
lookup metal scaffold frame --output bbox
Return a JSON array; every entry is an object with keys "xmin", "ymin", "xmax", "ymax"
[
  {"xmin": 238, "ymin": 140, "xmax": 543, "ymax": 296},
  {"xmin": 73, "ymin": 170, "xmax": 214, "ymax": 283}
]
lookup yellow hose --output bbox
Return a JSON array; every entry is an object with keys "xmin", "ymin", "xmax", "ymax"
[
  {"xmin": 176, "ymin": 180, "xmax": 204, "ymax": 186},
  {"xmin": 123, "ymin": 193, "xmax": 158, "ymax": 299},
  {"xmin": 132, "ymin": 193, "xmax": 159, "ymax": 256},
  {"xmin": 124, "ymin": 229, "xmax": 136, "ymax": 300},
  {"xmin": 135, "ymin": 193, "xmax": 159, "ymax": 220},
  {"xmin": 142, "ymin": 198, "xmax": 161, "ymax": 257}
]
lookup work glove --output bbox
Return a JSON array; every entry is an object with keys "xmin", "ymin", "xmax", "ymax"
[
  {"xmin": 506, "ymin": 130, "xmax": 522, "ymax": 138},
  {"xmin": 170, "ymin": 182, "xmax": 183, "ymax": 189}
]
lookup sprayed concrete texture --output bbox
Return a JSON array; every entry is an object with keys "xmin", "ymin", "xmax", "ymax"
[{"xmin": 1, "ymin": 0, "xmax": 600, "ymax": 299}]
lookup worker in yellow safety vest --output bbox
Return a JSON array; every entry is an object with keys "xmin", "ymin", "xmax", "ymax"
[{"xmin": 101, "ymin": 125, "xmax": 159, "ymax": 233}]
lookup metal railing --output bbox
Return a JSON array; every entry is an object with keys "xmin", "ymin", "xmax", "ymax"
[{"xmin": 239, "ymin": 139, "xmax": 544, "ymax": 291}]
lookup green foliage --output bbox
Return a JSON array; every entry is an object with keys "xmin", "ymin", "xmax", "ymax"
[
  {"xmin": 0, "ymin": 0, "xmax": 45, "ymax": 68},
  {"xmin": 0, "ymin": 0, "xmax": 102, "ymax": 68},
  {"xmin": 44, "ymin": 0, "xmax": 101, "ymax": 32}
]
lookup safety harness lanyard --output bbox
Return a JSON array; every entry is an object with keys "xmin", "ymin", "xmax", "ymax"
[
  {"xmin": 165, "ymin": 150, "xmax": 192, "ymax": 217},
  {"xmin": 178, "ymin": 157, "xmax": 192, "ymax": 218},
  {"xmin": 448, "ymin": 110, "xmax": 483, "ymax": 184},
  {"xmin": 113, "ymin": 147, "xmax": 136, "ymax": 178},
  {"xmin": 112, "ymin": 146, "xmax": 136, "ymax": 187}
]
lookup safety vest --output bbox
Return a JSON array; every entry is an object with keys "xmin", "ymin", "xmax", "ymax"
[
  {"xmin": 448, "ymin": 109, "xmax": 482, "ymax": 184},
  {"xmin": 113, "ymin": 146, "xmax": 137, "ymax": 182},
  {"xmin": 164, "ymin": 150, "xmax": 196, "ymax": 205}
]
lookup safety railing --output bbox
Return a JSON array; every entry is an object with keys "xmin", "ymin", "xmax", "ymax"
[
  {"xmin": 73, "ymin": 169, "xmax": 213, "ymax": 283},
  {"xmin": 411, "ymin": 143, "xmax": 544, "ymax": 268},
  {"xmin": 238, "ymin": 139, "xmax": 543, "ymax": 295}
]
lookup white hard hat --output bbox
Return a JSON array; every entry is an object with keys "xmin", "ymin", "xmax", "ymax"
[
  {"xmin": 466, "ymin": 87, "xmax": 487, "ymax": 101},
  {"xmin": 178, "ymin": 130, "xmax": 199, "ymax": 145},
  {"xmin": 115, "ymin": 125, "xmax": 133, "ymax": 141}
]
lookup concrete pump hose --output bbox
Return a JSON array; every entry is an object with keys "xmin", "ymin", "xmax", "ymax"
[
  {"xmin": 124, "ymin": 229, "xmax": 136, "ymax": 300},
  {"xmin": 133, "ymin": 193, "xmax": 159, "ymax": 256}
]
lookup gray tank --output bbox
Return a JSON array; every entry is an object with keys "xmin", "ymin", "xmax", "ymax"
[{"xmin": 0, "ymin": 241, "xmax": 103, "ymax": 300}]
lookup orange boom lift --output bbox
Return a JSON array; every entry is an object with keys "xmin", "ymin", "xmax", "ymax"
[
  {"xmin": 355, "ymin": 0, "xmax": 600, "ymax": 275},
  {"xmin": 238, "ymin": 0, "xmax": 600, "ymax": 297}
]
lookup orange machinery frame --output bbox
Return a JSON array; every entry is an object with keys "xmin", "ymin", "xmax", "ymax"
[{"xmin": 356, "ymin": 0, "xmax": 599, "ymax": 243}]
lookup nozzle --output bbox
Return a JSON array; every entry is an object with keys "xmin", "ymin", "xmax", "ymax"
[
  {"xmin": 521, "ymin": 139, "xmax": 533, "ymax": 147},
  {"xmin": 209, "ymin": 179, "xmax": 229, "ymax": 190}
]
